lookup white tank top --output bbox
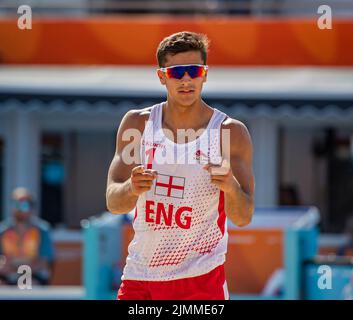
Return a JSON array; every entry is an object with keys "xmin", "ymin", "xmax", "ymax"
[{"xmin": 122, "ymin": 102, "xmax": 229, "ymax": 281}]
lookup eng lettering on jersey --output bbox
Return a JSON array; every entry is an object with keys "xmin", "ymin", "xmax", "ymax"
[{"xmin": 145, "ymin": 200, "xmax": 192, "ymax": 229}]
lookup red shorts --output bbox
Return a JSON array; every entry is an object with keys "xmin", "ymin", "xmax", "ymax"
[{"xmin": 117, "ymin": 264, "xmax": 229, "ymax": 300}]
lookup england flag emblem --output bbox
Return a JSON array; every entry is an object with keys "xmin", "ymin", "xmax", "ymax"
[{"xmin": 154, "ymin": 174, "xmax": 185, "ymax": 199}]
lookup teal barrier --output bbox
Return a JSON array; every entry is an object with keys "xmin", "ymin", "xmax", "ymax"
[
  {"xmin": 284, "ymin": 228, "xmax": 319, "ymax": 299},
  {"xmin": 82, "ymin": 213, "xmax": 125, "ymax": 300},
  {"xmin": 303, "ymin": 257, "xmax": 353, "ymax": 300}
]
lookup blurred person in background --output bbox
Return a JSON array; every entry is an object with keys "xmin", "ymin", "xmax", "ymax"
[
  {"xmin": 337, "ymin": 216, "xmax": 353, "ymax": 257},
  {"xmin": 0, "ymin": 187, "xmax": 54, "ymax": 285}
]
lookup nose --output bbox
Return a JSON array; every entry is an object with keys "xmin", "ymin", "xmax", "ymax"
[{"xmin": 180, "ymin": 72, "xmax": 192, "ymax": 81}]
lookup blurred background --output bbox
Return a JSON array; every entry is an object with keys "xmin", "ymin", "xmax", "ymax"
[{"xmin": 0, "ymin": 0, "xmax": 353, "ymax": 300}]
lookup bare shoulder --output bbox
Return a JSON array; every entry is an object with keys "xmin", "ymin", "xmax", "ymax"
[
  {"xmin": 119, "ymin": 106, "xmax": 152, "ymax": 133},
  {"xmin": 220, "ymin": 116, "xmax": 253, "ymax": 158},
  {"xmin": 221, "ymin": 117, "xmax": 251, "ymax": 142},
  {"xmin": 115, "ymin": 106, "xmax": 154, "ymax": 155}
]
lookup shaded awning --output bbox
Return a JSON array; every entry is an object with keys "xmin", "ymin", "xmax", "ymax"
[{"xmin": 1, "ymin": 66, "xmax": 353, "ymax": 121}]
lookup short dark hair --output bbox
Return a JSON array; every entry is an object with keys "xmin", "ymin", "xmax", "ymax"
[{"xmin": 156, "ymin": 31, "xmax": 209, "ymax": 67}]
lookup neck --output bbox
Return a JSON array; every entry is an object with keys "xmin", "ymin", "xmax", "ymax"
[{"xmin": 164, "ymin": 96, "xmax": 206, "ymax": 130}]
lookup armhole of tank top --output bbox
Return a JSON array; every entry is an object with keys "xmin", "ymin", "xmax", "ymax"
[
  {"xmin": 215, "ymin": 110, "xmax": 228, "ymax": 158},
  {"xmin": 155, "ymin": 102, "xmax": 162, "ymax": 131},
  {"xmin": 140, "ymin": 104, "xmax": 159, "ymax": 165}
]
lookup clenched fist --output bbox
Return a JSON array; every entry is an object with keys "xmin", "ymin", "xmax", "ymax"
[{"xmin": 129, "ymin": 165, "xmax": 158, "ymax": 196}]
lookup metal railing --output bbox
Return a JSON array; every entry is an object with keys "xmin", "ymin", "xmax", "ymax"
[{"xmin": 0, "ymin": 0, "xmax": 352, "ymax": 16}]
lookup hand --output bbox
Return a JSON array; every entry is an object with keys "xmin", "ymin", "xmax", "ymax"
[
  {"xmin": 129, "ymin": 165, "xmax": 158, "ymax": 196},
  {"xmin": 0, "ymin": 255, "xmax": 13, "ymax": 275},
  {"xmin": 203, "ymin": 159, "xmax": 239, "ymax": 194}
]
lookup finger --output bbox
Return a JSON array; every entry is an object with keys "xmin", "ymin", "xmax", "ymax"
[
  {"xmin": 144, "ymin": 169, "xmax": 158, "ymax": 178},
  {"xmin": 136, "ymin": 181, "xmax": 154, "ymax": 188},
  {"xmin": 211, "ymin": 176, "xmax": 227, "ymax": 184},
  {"xmin": 132, "ymin": 165, "xmax": 145, "ymax": 175},
  {"xmin": 210, "ymin": 179, "xmax": 224, "ymax": 188},
  {"xmin": 210, "ymin": 174, "xmax": 227, "ymax": 181},
  {"xmin": 210, "ymin": 166, "xmax": 231, "ymax": 176},
  {"xmin": 136, "ymin": 186, "xmax": 153, "ymax": 193},
  {"xmin": 211, "ymin": 178, "xmax": 223, "ymax": 183},
  {"xmin": 132, "ymin": 173, "xmax": 157, "ymax": 181},
  {"xmin": 144, "ymin": 169, "xmax": 158, "ymax": 175},
  {"xmin": 203, "ymin": 164, "xmax": 225, "ymax": 172},
  {"xmin": 138, "ymin": 172, "xmax": 156, "ymax": 178}
]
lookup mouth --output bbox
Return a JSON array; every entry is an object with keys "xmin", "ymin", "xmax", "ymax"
[{"xmin": 178, "ymin": 89, "xmax": 195, "ymax": 95}]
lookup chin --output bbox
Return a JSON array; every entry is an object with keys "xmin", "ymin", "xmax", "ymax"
[{"xmin": 176, "ymin": 97, "xmax": 198, "ymax": 107}]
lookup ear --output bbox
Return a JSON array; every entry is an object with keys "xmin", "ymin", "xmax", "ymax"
[
  {"xmin": 203, "ymin": 70, "xmax": 208, "ymax": 83},
  {"xmin": 157, "ymin": 70, "xmax": 166, "ymax": 85}
]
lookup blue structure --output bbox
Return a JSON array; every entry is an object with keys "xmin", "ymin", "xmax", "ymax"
[
  {"xmin": 303, "ymin": 260, "xmax": 353, "ymax": 300},
  {"xmin": 283, "ymin": 212, "xmax": 319, "ymax": 299},
  {"xmin": 82, "ymin": 213, "xmax": 125, "ymax": 300}
]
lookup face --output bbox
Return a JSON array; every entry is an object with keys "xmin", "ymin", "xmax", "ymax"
[
  {"xmin": 157, "ymin": 51, "xmax": 207, "ymax": 107},
  {"xmin": 12, "ymin": 197, "xmax": 32, "ymax": 223}
]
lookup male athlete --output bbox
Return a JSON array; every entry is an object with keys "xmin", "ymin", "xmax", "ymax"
[{"xmin": 106, "ymin": 31, "xmax": 255, "ymax": 300}]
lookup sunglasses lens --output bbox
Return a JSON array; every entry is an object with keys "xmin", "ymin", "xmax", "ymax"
[
  {"xmin": 166, "ymin": 65, "xmax": 206, "ymax": 79},
  {"xmin": 166, "ymin": 66, "xmax": 185, "ymax": 79},
  {"xmin": 187, "ymin": 65, "xmax": 204, "ymax": 78}
]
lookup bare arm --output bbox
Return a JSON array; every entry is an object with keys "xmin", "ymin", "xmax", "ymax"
[
  {"xmin": 106, "ymin": 109, "xmax": 157, "ymax": 214},
  {"xmin": 204, "ymin": 119, "xmax": 255, "ymax": 227}
]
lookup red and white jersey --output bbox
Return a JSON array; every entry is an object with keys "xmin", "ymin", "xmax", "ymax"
[{"xmin": 122, "ymin": 102, "xmax": 229, "ymax": 281}]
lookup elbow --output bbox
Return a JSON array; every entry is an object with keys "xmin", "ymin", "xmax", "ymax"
[
  {"xmin": 233, "ymin": 202, "xmax": 254, "ymax": 228},
  {"xmin": 234, "ymin": 216, "xmax": 252, "ymax": 228},
  {"xmin": 106, "ymin": 193, "xmax": 132, "ymax": 215},
  {"xmin": 106, "ymin": 201, "xmax": 117, "ymax": 214},
  {"xmin": 106, "ymin": 199, "xmax": 124, "ymax": 215},
  {"xmin": 107, "ymin": 204, "xmax": 125, "ymax": 215},
  {"xmin": 106, "ymin": 191, "xmax": 122, "ymax": 214},
  {"xmin": 235, "ymin": 218, "xmax": 251, "ymax": 228},
  {"xmin": 107, "ymin": 204, "xmax": 121, "ymax": 215}
]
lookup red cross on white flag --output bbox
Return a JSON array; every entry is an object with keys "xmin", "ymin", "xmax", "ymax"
[{"xmin": 154, "ymin": 174, "xmax": 185, "ymax": 199}]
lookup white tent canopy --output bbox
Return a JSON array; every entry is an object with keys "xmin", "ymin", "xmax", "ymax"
[{"xmin": 0, "ymin": 66, "xmax": 353, "ymax": 100}]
